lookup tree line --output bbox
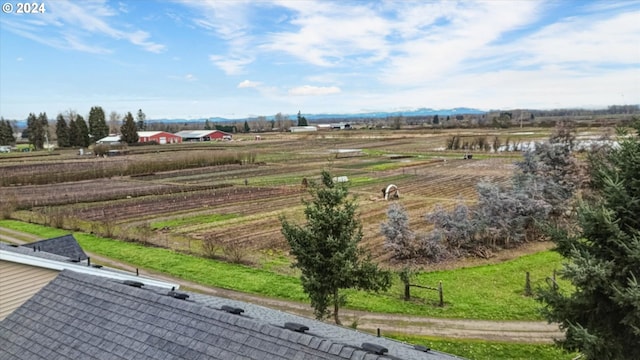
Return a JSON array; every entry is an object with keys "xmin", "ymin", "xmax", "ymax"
[
  {"xmin": 380, "ymin": 119, "xmax": 639, "ymax": 359},
  {"xmin": 8, "ymin": 107, "xmax": 148, "ymax": 150}
]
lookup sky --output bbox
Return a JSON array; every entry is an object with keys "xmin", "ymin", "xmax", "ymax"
[{"xmin": 0, "ymin": 0, "xmax": 639, "ymax": 120}]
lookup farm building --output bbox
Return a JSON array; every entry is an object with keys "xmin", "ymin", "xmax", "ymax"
[
  {"xmin": 174, "ymin": 130, "xmax": 232, "ymax": 141},
  {"xmin": 95, "ymin": 135, "xmax": 122, "ymax": 145},
  {"xmin": 0, "ymin": 241, "xmax": 463, "ymax": 360},
  {"xmin": 289, "ymin": 126, "xmax": 318, "ymax": 132},
  {"xmin": 137, "ymin": 131, "xmax": 182, "ymax": 144}
]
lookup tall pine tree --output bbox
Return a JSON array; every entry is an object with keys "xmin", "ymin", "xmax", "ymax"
[
  {"xmin": 88, "ymin": 106, "xmax": 108, "ymax": 142},
  {"xmin": 0, "ymin": 118, "xmax": 16, "ymax": 145},
  {"xmin": 281, "ymin": 170, "xmax": 391, "ymax": 324},
  {"xmin": 296, "ymin": 111, "xmax": 308, "ymax": 126},
  {"xmin": 538, "ymin": 120, "xmax": 640, "ymax": 360},
  {"xmin": 75, "ymin": 114, "xmax": 90, "ymax": 147},
  {"xmin": 27, "ymin": 113, "xmax": 48, "ymax": 150},
  {"xmin": 55, "ymin": 114, "xmax": 70, "ymax": 148},
  {"xmin": 68, "ymin": 118, "xmax": 78, "ymax": 147},
  {"xmin": 120, "ymin": 112, "xmax": 139, "ymax": 144},
  {"xmin": 136, "ymin": 109, "xmax": 146, "ymax": 131}
]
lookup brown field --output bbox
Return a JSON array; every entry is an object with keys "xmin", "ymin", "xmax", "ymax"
[{"xmin": 2, "ymin": 127, "xmax": 582, "ymax": 264}]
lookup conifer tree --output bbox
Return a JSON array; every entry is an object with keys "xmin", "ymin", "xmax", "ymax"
[
  {"xmin": 0, "ymin": 118, "xmax": 16, "ymax": 145},
  {"xmin": 75, "ymin": 115, "xmax": 90, "ymax": 147},
  {"xmin": 88, "ymin": 106, "xmax": 108, "ymax": 142},
  {"xmin": 55, "ymin": 114, "xmax": 70, "ymax": 148},
  {"xmin": 296, "ymin": 111, "xmax": 308, "ymax": 126},
  {"xmin": 27, "ymin": 113, "xmax": 48, "ymax": 150},
  {"xmin": 538, "ymin": 120, "xmax": 640, "ymax": 360},
  {"xmin": 120, "ymin": 112, "xmax": 139, "ymax": 144},
  {"xmin": 136, "ymin": 109, "xmax": 146, "ymax": 131},
  {"xmin": 68, "ymin": 118, "xmax": 78, "ymax": 147},
  {"xmin": 243, "ymin": 120, "xmax": 250, "ymax": 133},
  {"xmin": 281, "ymin": 170, "xmax": 391, "ymax": 324}
]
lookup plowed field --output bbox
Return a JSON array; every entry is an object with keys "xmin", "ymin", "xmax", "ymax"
[{"xmin": 2, "ymin": 129, "xmax": 539, "ymax": 263}]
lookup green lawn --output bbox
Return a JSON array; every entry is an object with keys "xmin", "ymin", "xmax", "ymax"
[
  {"xmin": 0, "ymin": 219, "xmax": 568, "ymax": 320},
  {"xmin": 387, "ymin": 335, "xmax": 576, "ymax": 360}
]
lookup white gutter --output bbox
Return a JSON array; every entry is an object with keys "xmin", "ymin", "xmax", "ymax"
[{"xmin": 0, "ymin": 249, "xmax": 179, "ymax": 290}]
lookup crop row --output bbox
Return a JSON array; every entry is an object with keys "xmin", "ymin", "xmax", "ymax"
[
  {"xmin": 1, "ymin": 179, "xmax": 225, "ymax": 208},
  {"xmin": 0, "ymin": 150, "xmax": 255, "ymax": 186},
  {"xmin": 41, "ymin": 186, "xmax": 303, "ymax": 222}
]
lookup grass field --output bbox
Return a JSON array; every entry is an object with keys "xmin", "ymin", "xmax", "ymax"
[
  {"xmin": 0, "ymin": 219, "xmax": 570, "ymax": 321},
  {"xmin": 387, "ymin": 334, "xmax": 576, "ymax": 360}
]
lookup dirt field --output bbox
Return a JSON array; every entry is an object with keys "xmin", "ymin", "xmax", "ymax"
[{"xmin": 2, "ymin": 128, "xmax": 550, "ymax": 263}]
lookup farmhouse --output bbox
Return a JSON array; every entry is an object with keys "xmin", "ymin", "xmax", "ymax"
[
  {"xmin": 174, "ymin": 129, "xmax": 232, "ymax": 141},
  {"xmin": 137, "ymin": 131, "xmax": 182, "ymax": 144},
  {"xmin": 0, "ymin": 241, "xmax": 463, "ymax": 360}
]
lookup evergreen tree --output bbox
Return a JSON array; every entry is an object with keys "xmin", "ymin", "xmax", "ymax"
[
  {"xmin": 136, "ymin": 109, "xmax": 146, "ymax": 131},
  {"xmin": 281, "ymin": 170, "xmax": 391, "ymax": 324},
  {"xmin": 297, "ymin": 111, "xmax": 308, "ymax": 126},
  {"xmin": 55, "ymin": 114, "xmax": 70, "ymax": 148},
  {"xmin": 538, "ymin": 120, "xmax": 640, "ymax": 360},
  {"xmin": 68, "ymin": 118, "xmax": 78, "ymax": 147},
  {"xmin": 26, "ymin": 113, "xmax": 38, "ymax": 149},
  {"xmin": 75, "ymin": 115, "xmax": 90, "ymax": 147},
  {"xmin": 120, "ymin": 112, "xmax": 139, "ymax": 144},
  {"xmin": 0, "ymin": 118, "xmax": 16, "ymax": 145},
  {"xmin": 204, "ymin": 119, "xmax": 212, "ymax": 130},
  {"xmin": 27, "ymin": 112, "xmax": 48, "ymax": 150},
  {"xmin": 433, "ymin": 115, "xmax": 439, "ymax": 125},
  {"xmin": 38, "ymin": 112, "xmax": 50, "ymax": 149},
  {"xmin": 243, "ymin": 120, "xmax": 250, "ymax": 133},
  {"xmin": 88, "ymin": 106, "xmax": 108, "ymax": 142}
]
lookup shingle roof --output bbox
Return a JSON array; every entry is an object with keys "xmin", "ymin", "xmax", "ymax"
[
  {"xmin": 0, "ymin": 270, "xmax": 464, "ymax": 360},
  {"xmin": 174, "ymin": 130, "xmax": 230, "ymax": 138},
  {"xmin": 23, "ymin": 234, "xmax": 88, "ymax": 261}
]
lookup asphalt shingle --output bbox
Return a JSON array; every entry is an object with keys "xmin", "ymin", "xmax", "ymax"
[
  {"xmin": 23, "ymin": 234, "xmax": 88, "ymax": 261},
  {"xmin": 0, "ymin": 267, "xmax": 465, "ymax": 360}
]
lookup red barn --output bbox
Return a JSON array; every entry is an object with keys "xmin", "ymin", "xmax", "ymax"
[
  {"xmin": 174, "ymin": 130, "xmax": 232, "ymax": 142},
  {"xmin": 137, "ymin": 131, "xmax": 182, "ymax": 144}
]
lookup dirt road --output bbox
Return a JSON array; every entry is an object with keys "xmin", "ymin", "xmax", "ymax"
[{"xmin": 0, "ymin": 226, "xmax": 563, "ymax": 343}]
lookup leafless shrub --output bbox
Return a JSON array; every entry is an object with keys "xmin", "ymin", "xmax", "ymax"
[
  {"xmin": 201, "ymin": 234, "xmax": 222, "ymax": 258},
  {"xmin": 223, "ymin": 242, "xmax": 247, "ymax": 264},
  {"xmin": 0, "ymin": 194, "xmax": 17, "ymax": 219}
]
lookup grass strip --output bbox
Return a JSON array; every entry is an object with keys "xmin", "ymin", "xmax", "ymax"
[
  {"xmin": 386, "ymin": 334, "xmax": 576, "ymax": 360},
  {"xmin": 0, "ymin": 220, "xmax": 566, "ymax": 320},
  {"xmin": 150, "ymin": 213, "xmax": 238, "ymax": 229}
]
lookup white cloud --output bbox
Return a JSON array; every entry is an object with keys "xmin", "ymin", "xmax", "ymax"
[
  {"xmin": 513, "ymin": 11, "xmax": 640, "ymax": 66},
  {"xmin": 264, "ymin": 1, "xmax": 391, "ymax": 66},
  {"xmin": 288, "ymin": 85, "xmax": 341, "ymax": 96},
  {"xmin": 209, "ymin": 55, "xmax": 253, "ymax": 75},
  {"xmin": 0, "ymin": 0, "xmax": 165, "ymax": 53},
  {"xmin": 238, "ymin": 80, "xmax": 261, "ymax": 88},
  {"xmin": 184, "ymin": 1, "xmax": 255, "ymax": 73},
  {"xmin": 168, "ymin": 73, "xmax": 197, "ymax": 82}
]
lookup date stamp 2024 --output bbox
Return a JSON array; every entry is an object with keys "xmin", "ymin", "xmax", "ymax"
[{"xmin": 2, "ymin": 2, "xmax": 46, "ymax": 14}]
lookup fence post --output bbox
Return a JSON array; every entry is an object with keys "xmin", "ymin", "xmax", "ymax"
[
  {"xmin": 438, "ymin": 281, "xmax": 444, "ymax": 307},
  {"xmin": 404, "ymin": 283, "xmax": 410, "ymax": 301},
  {"xmin": 524, "ymin": 271, "xmax": 532, "ymax": 296}
]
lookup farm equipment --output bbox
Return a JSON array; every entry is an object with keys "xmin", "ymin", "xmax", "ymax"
[{"xmin": 382, "ymin": 184, "xmax": 399, "ymax": 200}]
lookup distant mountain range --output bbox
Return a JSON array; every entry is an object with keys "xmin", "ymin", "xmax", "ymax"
[
  {"xmin": 10, "ymin": 108, "xmax": 486, "ymax": 127},
  {"xmin": 152, "ymin": 107, "xmax": 487, "ymax": 124}
]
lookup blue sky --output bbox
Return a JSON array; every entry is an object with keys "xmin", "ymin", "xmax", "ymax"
[{"xmin": 1, "ymin": 0, "xmax": 638, "ymax": 120}]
